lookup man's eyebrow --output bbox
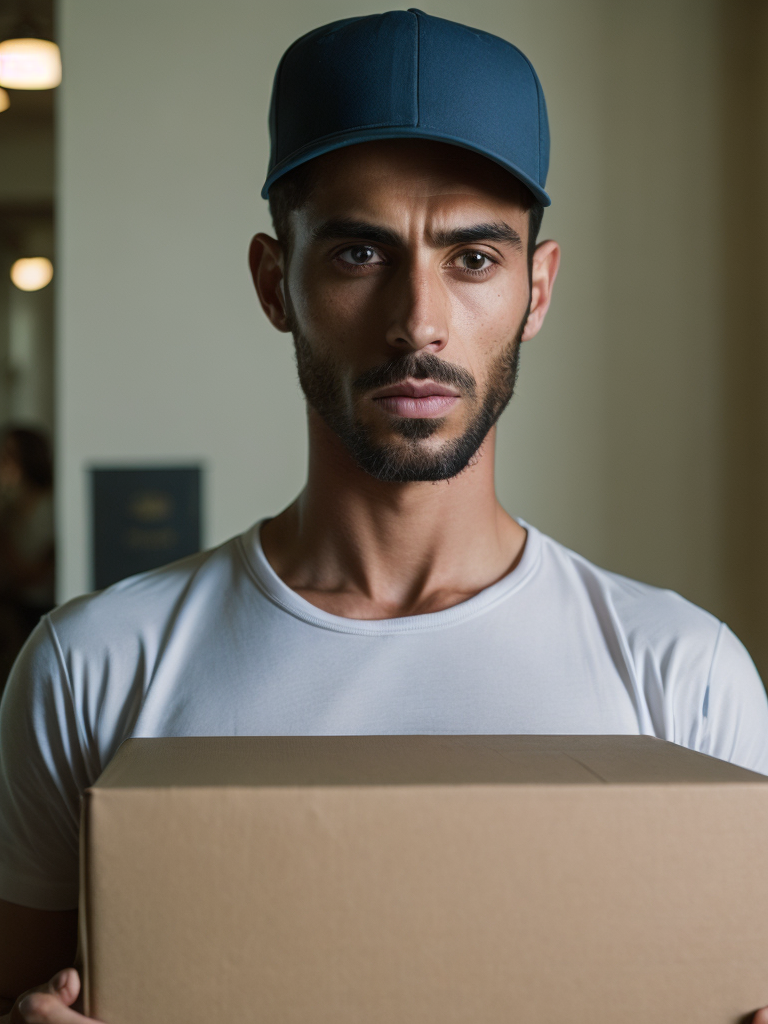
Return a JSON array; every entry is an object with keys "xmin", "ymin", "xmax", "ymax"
[
  {"xmin": 430, "ymin": 222, "xmax": 524, "ymax": 252},
  {"xmin": 311, "ymin": 218, "xmax": 524, "ymax": 253},
  {"xmin": 311, "ymin": 219, "xmax": 404, "ymax": 248}
]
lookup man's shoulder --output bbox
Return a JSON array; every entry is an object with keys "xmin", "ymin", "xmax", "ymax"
[
  {"xmin": 534, "ymin": 527, "xmax": 721, "ymax": 652},
  {"xmin": 48, "ymin": 532, "xmax": 248, "ymax": 653}
]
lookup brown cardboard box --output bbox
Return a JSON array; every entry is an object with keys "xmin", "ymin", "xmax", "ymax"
[{"xmin": 80, "ymin": 735, "xmax": 768, "ymax": 1024}]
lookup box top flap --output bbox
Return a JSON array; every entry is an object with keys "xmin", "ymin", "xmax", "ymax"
[{"xmin": 91, "ymin": 735, "xmax": 768, "ymax": 790}]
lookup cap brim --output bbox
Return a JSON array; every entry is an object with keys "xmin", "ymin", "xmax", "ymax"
[{"xmin": 261, "ymin": 126, "xmax": 551, "ymax": 206}]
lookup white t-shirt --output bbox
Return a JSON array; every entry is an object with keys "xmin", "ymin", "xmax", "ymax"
[{"xmin": 2, "ymin": 519, "xmax": 768, "ymax": 910}]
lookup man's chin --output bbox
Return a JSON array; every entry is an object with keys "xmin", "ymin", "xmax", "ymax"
[{"xmin": 341, "ymin": 428, "xmax": 483, "ymax": 484}]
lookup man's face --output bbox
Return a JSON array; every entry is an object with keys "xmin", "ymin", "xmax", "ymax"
[{"xmin": 280, "ymin": 140, "xmax": 537, "ymax": 482}]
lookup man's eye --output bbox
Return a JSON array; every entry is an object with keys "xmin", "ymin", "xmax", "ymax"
[
  {"xmin": 458, "ymin": 251, "xmax": 495, "ymax": 272},
  {"xmin": 337, "ymin": 245, "xmax": 382, "ymax": 266}
]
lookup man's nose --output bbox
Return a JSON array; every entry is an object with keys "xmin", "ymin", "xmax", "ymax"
[{"xmin": 384, "ymin": 264, "xmax": 449, "ymax": 354}]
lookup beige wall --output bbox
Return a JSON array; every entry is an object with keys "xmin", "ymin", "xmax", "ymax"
[
  {"xmin": 59, "ymin": 1, "xmax": 742, "ymax": 659},
  {"xmin": 602, "ymin": 0, "xmax": 721, "ymax": 607},
  {"xmin": 718, "ymin": 0, "xmax": 768, "ymax": 677}
]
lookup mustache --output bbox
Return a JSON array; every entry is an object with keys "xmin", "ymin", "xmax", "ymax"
[{"xmin": 352, "ymin": 353, "xmax": 477, "ymax": 399}]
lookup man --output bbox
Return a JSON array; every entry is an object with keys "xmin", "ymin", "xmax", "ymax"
[{"xmin": 2, "ymin": 10, "xmax": 768, "ymax": 1023}]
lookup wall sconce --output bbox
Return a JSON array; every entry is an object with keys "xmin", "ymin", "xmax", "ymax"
[{"xmin": 0, "ymin": 8, "xmax": 61, "ymax": 91}]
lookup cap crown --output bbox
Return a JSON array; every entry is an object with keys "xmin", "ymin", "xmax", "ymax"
[{"xmin": 263, "ymin": 9, "xmax": 550, "ymax": 206}]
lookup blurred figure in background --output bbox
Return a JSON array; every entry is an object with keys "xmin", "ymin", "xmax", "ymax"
[{"xmin": 0, "ymin": 426, "xmax": 55, "ymax": 693}]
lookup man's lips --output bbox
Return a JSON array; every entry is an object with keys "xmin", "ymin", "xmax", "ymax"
[
  {"xmin": 372, "ymin": 380, "xmax": 460, "ymax": 400},
  {"xmin": 371, "ymin": 379, "xmax": 461, "ymax": 419}
]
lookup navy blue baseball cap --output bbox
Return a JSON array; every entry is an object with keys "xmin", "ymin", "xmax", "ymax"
[{"xmin": 261, "ymin": 9, "xmax": 551, "ymax": 206}]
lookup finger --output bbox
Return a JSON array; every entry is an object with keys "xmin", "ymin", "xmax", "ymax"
[
  {"xmin": 46, "ymin": 972, "xmax": 80, "ymax": 1009},
  {"xmin": 12, "ymin": 987, "xmax": 93, "ymax": 1024},
  {"xmin": 6, "ymin": 971, "xmax": 75, "ymax": 1024},
  {"xmin": 753, "ymin": 1009, "xmax": 768, "ymax": 1024}
]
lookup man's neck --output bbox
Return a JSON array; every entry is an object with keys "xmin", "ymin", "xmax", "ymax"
[{"xmin": 260, "ymin": 414, "xmax": 526, "ymax": 620}]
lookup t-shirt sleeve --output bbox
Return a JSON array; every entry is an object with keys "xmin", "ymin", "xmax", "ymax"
[
  {"xmin": 0, "ymin": 616, "xmax": 91, "ymax": 909},
  {"xmin": 698, "ymin": 623, "xmax": 768, "ymax": 776}
]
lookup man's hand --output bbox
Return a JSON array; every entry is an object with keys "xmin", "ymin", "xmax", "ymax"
[
  {"xmin": 754, "ymin": 1010, "xmax": 768, "ymax": 1024},
  {"xmin": 3, "ymin": 969, "xmax": 100, "ymax": 1024}
]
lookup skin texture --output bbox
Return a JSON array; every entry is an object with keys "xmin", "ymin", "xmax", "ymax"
[{"xmin": 3, "ymin": 139, "xmax": 767, "ymax": 1023}]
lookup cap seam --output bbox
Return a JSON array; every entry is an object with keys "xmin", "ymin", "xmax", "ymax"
[
  {"xmin": 414, "ymin": 9, "xmax": 421, "ymax": 128},
  {"xmin": 516, "ymin": 48, "xmax": 543, "ymax": 181},
  {"xmin": 268, "ymin": 13, "xmax": 407, "ymax": 180},
  {"xmin": 279, "ymin": 120, "xmax": 420, "ymax": 144}
]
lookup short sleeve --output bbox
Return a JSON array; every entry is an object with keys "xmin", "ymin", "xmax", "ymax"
[
  {"xmin": 699, "ymin": 623, "xmax": 768, "ymax": 776},
  {"xmin": 0, "ymin": 617, "xmax": 92, "ymax": 909}
]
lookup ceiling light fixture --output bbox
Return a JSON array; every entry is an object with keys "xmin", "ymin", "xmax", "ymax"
[
  {"xmin": 0, "ymin": 7, "xmax": 61, "ymax": 91},
  {"xmin": 11, "ymin": 257, "xmax": 54, "ymax": 291},
  {"xmin": 0, "ymin": 37, "xmax": 61, "ymax": 89}
]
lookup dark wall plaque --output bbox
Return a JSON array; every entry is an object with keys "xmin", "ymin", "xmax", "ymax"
[{"xmin": 91, "ymin": 466, "xmax": 202, "ymax": 590}]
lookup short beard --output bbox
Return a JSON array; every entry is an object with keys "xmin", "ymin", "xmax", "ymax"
[{"xmin": 291, "ymin": 316, "xmax": 526, "ymax": 483}]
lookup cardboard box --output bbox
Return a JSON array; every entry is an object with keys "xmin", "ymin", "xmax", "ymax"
[{"xmin": 80, "ymin": 735, "xmax": 768, "ymax": 1024}]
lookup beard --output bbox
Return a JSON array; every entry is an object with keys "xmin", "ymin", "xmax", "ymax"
[{"xmin": 291, "ymin": 315, "xmax": 526, "ymax": 483}]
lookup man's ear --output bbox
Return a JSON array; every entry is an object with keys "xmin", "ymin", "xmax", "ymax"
[
  {"xmin": 521, "ymin": 239, "xmax": 560, "ymax": 342},
  {"xmin": 249, "ymin": 233, "xmax": 291, "ymax": 333}
]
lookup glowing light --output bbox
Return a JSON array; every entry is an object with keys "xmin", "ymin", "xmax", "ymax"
[
  {"xmin": 11, "ymin": 257, "xmax": 54, "ymax": 291},
  {"xmin": 0, "ymin": 88, "xmax": 9, "ymax": 112},
  {"xmin": 0, "ymin": 38, "xmax": 61, "ymax": 90}
]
